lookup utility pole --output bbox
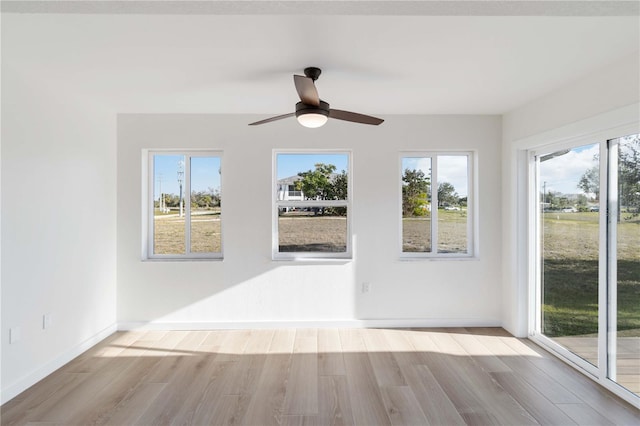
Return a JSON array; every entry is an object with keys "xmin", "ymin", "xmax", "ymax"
[
  {"xmin": 177, "ymin": 160, "xmax": 184, "ymax": 218},
  {"xmin": 157, "ymin": 173, "xmax": 164, "ymax": 213},
  {"xmin": 543, "ymin": 181, "xmax": 547, "ymax": 204}
]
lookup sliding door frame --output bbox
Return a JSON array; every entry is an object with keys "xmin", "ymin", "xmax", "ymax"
[{"xmin": 525, "ymin": 121, "xmax": 639, "ymax": 408}]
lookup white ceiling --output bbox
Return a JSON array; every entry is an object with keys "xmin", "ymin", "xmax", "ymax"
[{"xmin": 3, "ymin": 1, "xmax": 639, "ymax": 116}]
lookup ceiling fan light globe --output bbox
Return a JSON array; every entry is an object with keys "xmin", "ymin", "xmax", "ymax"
[
  {"xmin": 295, "ymin": 101, "xmax": 330, "ymax": 129},
  {"xmin": 297, "ymin": 113, "xmax": 328, "ymax": 128}
]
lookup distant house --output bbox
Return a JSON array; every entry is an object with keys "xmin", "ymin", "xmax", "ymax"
[
  {"xmin": 276, "ymin": 175, "xmax": 305, "ymax": 202},
  {"xmin": 276, "ymin": 173, "xmax": 342, "ymax": 202}
]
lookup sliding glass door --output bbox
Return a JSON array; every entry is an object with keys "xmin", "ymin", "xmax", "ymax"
[
  {"xmin": 609, "ymin": 135, "xmax": 640, "ymax": 396},
  {"xmin": 533, "ymin": 134, "xmax": 639, "ymax": 401},
  {"xmin": 537, "ymin": 143, "xmax": 601, "ymax": 368}
]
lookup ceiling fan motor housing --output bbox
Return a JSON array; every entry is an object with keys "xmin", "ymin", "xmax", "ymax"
[
  {"xmin": 304, "ymin": 67, "xmax": 322, "ymax": 81},
  {"xmin": 295, "ymin": 100, "xmax": 330, "ymax": 118}
]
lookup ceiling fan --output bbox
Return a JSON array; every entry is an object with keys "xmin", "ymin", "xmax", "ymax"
[{"xmin": 249, "ymin": 67, "xmax": 384, "ymax": 128}]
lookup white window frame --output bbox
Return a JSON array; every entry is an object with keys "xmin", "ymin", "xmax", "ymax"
[
  {"xmin": 273, "ymin": 150, "xmax": 352, "ymax": 260},
  {"xmin": 399, "ymin": 151, "xmax": 476, "ymax": 259},
  {"xmin": 145, "ymin": 150, "xmax": 223, "ymax": 260},
  {"xmin": 525, "ymin": 121, "xmax": 640, "ymax": 408}
]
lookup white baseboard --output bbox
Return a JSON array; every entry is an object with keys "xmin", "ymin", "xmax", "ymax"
[
  {"xmin": 1, "ymin": 323, "xmax": 118, "ymax": 405},
  {"xmin": 118, "ymin": 318, "xmax": 502, "ymax": 331}
]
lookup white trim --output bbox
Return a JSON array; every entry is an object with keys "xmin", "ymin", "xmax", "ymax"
[
  {"xmin": 522, "ymin": 106, "xmax": 640, "ymax": 406},
  {"xmin": 1, "ymin": 323, "xmax": 117, "ymax": 405},
  {"xmin": 606, "ymin": 138, "xmax": 620, "ymax": 381},
  {"xmin": 599, "ymin": 141, "xmax": 611, "ymax": 382},
  {"xmin": 145, "ymin": 150, "xmax": 223, "ymax": 260},
  {"xmin": 118, "ymin": 318, "xmax": 502, "ymax": 331},
  {"xmin": 529, "ymin": 151, "xmax": 540, "ymax": 336},
  {"xmin": 399, "ymin": 151, "xmax": 476, "ymax": 259},
  {"xmin": 512, "ymin": 104, "xmax": 639, "ymax": 152},
  {"xmin": 273, "ymin": 150, "xmax": 352, "ymax": 260}
]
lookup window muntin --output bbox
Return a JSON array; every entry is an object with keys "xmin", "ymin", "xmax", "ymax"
[
  {"xmin": 274, "ymin": 152, "xmax": 351, "ymax": 259},
  {"xmin": 401, "ymin": 152, "xmax": 473, "ymax": 257},
  {"xmin": 148, "ymin": 151, "xmax": 222, "ymax": 259}
]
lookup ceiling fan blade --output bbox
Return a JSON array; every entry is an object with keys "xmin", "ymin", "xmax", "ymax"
[
  {"xmin": 329, "ymin": 109, "xmax": 384, "ymax": 125},
  {"xmin": 248, "ymin": 112, "xmax": 295, "ymax": 126},
  {"xmin": 294, "ymin": 75, "xmax": 320, "ymax": 106}
]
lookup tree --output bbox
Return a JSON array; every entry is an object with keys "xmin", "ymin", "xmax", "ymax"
[
  {"xmin": 296, "ymin": 163, "xmax": 337, "ymax": 200},
  {"xmin": 332, "ymin": 170, "xmax": 348, "ymax": 201},
  {"xmin": 402, "ymin": 169, "xmax": 430, "ymax": 216},
  {"xmin": 295, "ymin": 163, "xmax": 348, "ymax": 215},
  {"xmin": 437, "ymin": 182, "xmax": 458, "ymax": 207},
  {"xmin": 191, "ymin": 187, "xmax": 221, "ymax": 209},
  {"xmin": 618, "ymin": 135, "xmax": 640, "ymax": 217},
  {"xmin": 578, "ymin": 166, "xmax": 599, "ymax": 200},
  {"xmin": 618, "ymin": 135, "xmax": 640, "ymax": 218}
]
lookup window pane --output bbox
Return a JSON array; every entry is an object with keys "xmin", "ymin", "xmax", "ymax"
[
  {"xmin": 153, "ymin": 154, "xmax": 185, "ymax": 255},
  {"xmin": 614, "ymin": 134, "xmax": 640, "ymax": 395},
  {"xmin": 437, "ymin": 155, "xmax": 468, "ymax": 253},
  {"xmin": 539, "ymin": 143, "xmax": 599, "ymax": 367},
  {"xmin": 402, "ymin": 157, "xmax": 432, "ymax": 252},
  {"xmin": 278, "ymin": 207, "xmax": 347, "ymax": 252},
  {"xmin": 276, "ymin": 153, "xmax": 349, "ymax": 201},
  {"xmin": 190, "ymin": 156, "xmax": 222, "ymax": 253}
]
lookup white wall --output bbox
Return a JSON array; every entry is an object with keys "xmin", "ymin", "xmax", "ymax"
[
  {"xmin": 1, "ymin": 67, "xmax": 117, "ymax": 403},
  {"xmin": 501, "ymin": 52, "xmax": 640, "ymax": 337},
  {"xmin": 118, "ymin": 114, "xmax": 502, "ymax": 328}
]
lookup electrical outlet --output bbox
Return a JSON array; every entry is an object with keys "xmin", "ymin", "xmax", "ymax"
[
  {"xmin": 43, "ymin": 313, "xmax": 52, "ymax": 330},
  {"xmin": 10, "ymin": 327, "xmax": 21, "ymax": 344},
  {"xmin": 362, "ymin": 282, "xmax": 371, "ymax": 293}
]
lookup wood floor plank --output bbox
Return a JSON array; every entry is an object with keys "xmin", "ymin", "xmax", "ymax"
[
  {"xmin": 339, "ymin": 329, "xmax": 391, "ymax": 426},
  {"xmin": 419, "ymin": 351, "xmax": 538, "ymax": 425},
  {"xmin": 193, "ymin": 394, "xmax": 243, "ymax": 426},
  {"xmin": 491, "ymin": 372, "xmax": 577, "ymax": 425},
  {"xmin": 382, "ymin": 329, "xmax": 466, "ymax": 426},
  {"xmin": 134, "ymin": 331, "xmax": 216, "ymax": 425},
  {"xmin": 379, "ymin": 386, "xmax": 428, "ymax": 426},
  {"xmin": 317, "ymin": 376, "xmax": 355, "ymax": 426},
  {"xmin": 240, "ymin": 332, "xmax": 293, "ymax": 426},
  {"xmin": 284, "ymin": 332, "xmax": 319, "ymax": 415},
  {"xmin": 189, "ymin": 360, "xmax": 238, "ymax": 425},
  {"xmin": 504, "ymin": 337, "xmax": 640, "ymax": 424},
  {"xmin": 363, "ymin": 329, "xmax": 406, "ymax": 387},
  {"xmin": 450, "ymin": 331, "xmax": 512, "ymax": 373},
  {"xmin": 65, "ymin": 356, "xmax": 162, "ymax": 425},
  {"xmin": 318, "ymin": 328, "xmax": 346, "ymax": 376},
  {"xmin": 3, "ymin": 328, "xmax": 639, "ymax": 426},
  {"xmin": 0, "ymin": 372, "xmax": 84, "ymax": 426},
  {"xmin": 194, "ymin": 329, "xmax": 277, "ymax": 424},
  {"xmin": 102, "ymin": 382, "xmax": 166, "ymax": 426},
  {"xmin": 164, "ymin": 332, "xmax": 231, "ymax": 425},
  {"xmin": 556, "ymin": 403, "xmax": 616, "ymax": 426},
  {"xmin": 404, "ymin": 364, "xmax": 467, "ymax": 426}
]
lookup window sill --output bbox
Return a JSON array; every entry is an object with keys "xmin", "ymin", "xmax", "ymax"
[
  {"xmin": 272, "ymin": 256, "xmax": 352, "ymax": 264},
  {"xmin": 142, "ymin": 257, "xmax": 224, "ymax": 262},
  {"xmin": 398, "ymin": 255, "xmax": 479, "ymax": 262}
]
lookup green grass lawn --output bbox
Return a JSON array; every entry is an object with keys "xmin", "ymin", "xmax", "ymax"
[{"xmin": 542, "ymin": 212, "xmax": 639, "ymax": 337}]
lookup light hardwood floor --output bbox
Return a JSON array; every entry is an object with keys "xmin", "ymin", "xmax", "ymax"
[
  {"xmin": 2, "ymin": 328, "xmax": 638, "ymax": 425},
  {"xmin": 553, "ymin": 336, "xmax": 640, "ymax": 395}
]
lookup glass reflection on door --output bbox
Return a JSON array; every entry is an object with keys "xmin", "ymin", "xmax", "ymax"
[
  {"xmin": 610, "ymin": 135, "xmax": 640, "ymax": 396},
  {"xmin": 539, "ymin": 143, "xmax": 600, "ymax": 367}
]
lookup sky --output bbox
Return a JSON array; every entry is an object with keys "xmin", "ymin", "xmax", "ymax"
[
  {"xmin": 153, "ymin": 154, "xmax": 221, "ymax": 198},
  {"xmin": 152, "ymin": 142, "xmax": 616, "ymax": 200},
  {"xmin": 539, "ymin": 143, "xmax": 599, "ymax": 195},
  {"xmin": 276, "ymin": 153, "xmax": 349, "ymax": 179},
  {"xmin": 402, "ymin": 156, "xmax": 469, "ymax": 197}
]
